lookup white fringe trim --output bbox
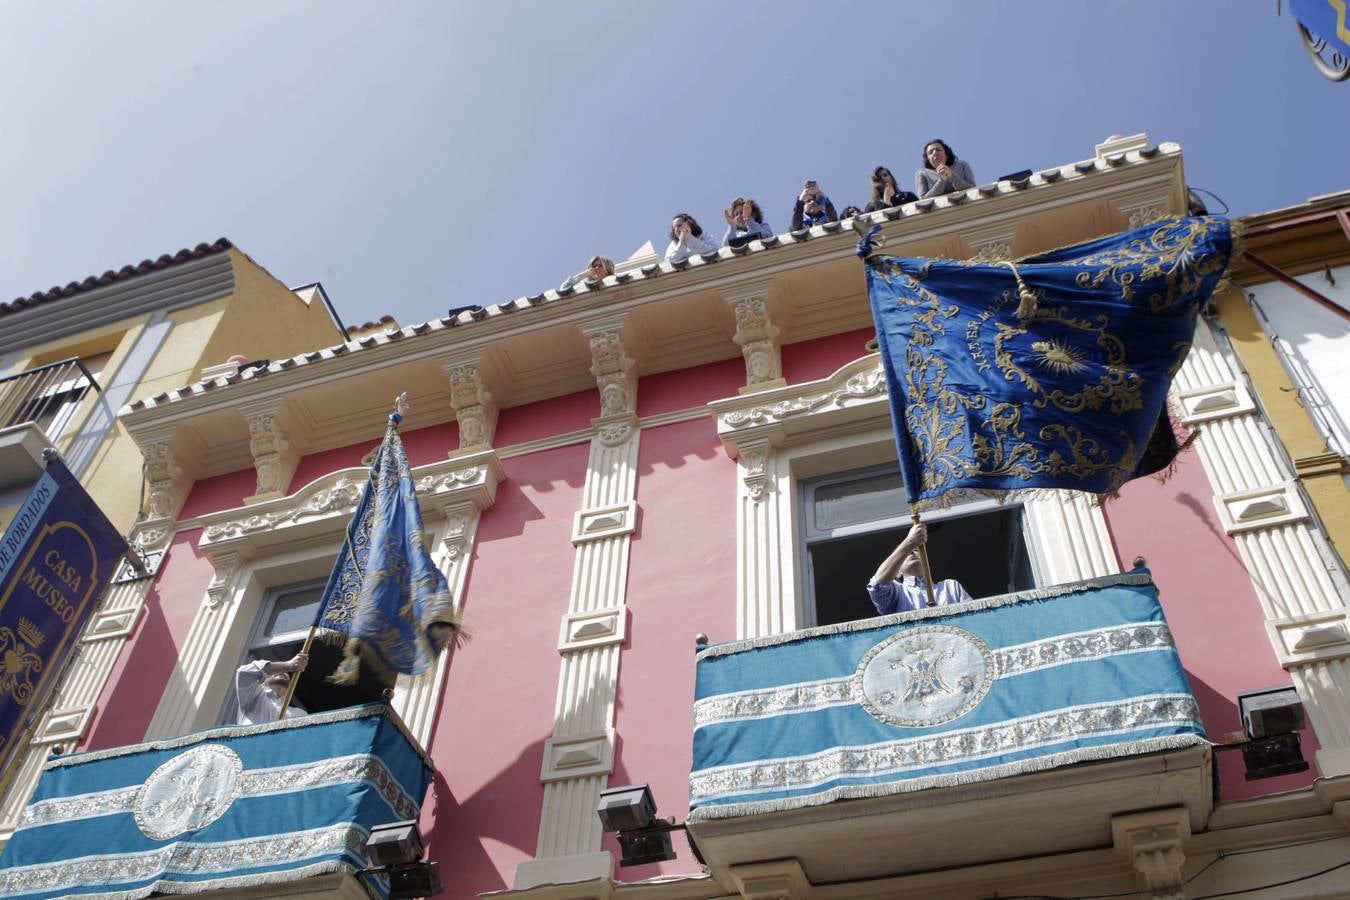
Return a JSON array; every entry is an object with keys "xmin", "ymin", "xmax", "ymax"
[
  {"xmin": 696, "ymin": 571, "xmax": 1154, "ymax": 660},
  {"xmin": 44, "ymin": 703, "xmax": 433, "ymax": 773},
  {"xmin": 687, "ymin": 732, "xmax": 1208, "ymax": 822}
]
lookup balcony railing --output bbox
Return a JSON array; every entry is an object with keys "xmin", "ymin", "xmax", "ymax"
[
  {"xmin": 0, "ymin": 704, "xmax": 433, "ymax": 900},
  {"xmin": 686, "ymin": 571, "xmax": 1213, "ymax": 883},
  {"xmin": 0, "ymin": 357, "xmax": 101, "ymax": 433}
]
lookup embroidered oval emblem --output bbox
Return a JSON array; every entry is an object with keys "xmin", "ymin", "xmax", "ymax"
[
  {"xmin": 134, "ymin": 744, "xmax": 242, "ymax": 840},
  {"xmin": 857, "ymin": 624, "xmax": 994, "ymax": 727}
]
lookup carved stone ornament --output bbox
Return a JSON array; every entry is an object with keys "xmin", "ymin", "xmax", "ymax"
[
  {"xmin": 142, "ymin": 440, "xmax": 181, "ymax": 521},
  {"xmin": 246, "ymin": 412, "xmax": 289, "ymax": 496},
  {"xmin": 204, "ymin": 553, "xmax": 242, "ymax": 610},
  {"xmin": 595, "ymin": 415, "xmax": 636, "ymax": 448},
  {"xmin": 588, "ymin": 331, "xmax": 630, "ymax": 378},
  {"xmin": 415, "ymin": 465, "xmax": 486, "ymax": 496},
  {"xmin": 740, "ymin": 445, "xmax": 770, "ymax": 501},
  {"xmin": 447, "ymin": 364, "xmax": 495, "ymax": 449},
  {"xmin": 970, "ymin": 240, "xmax": 1013, "ymax": 263},
  {"xmin": 203, "ymin": 475, "xmax": 363, "ymax": 543},
  {"xmin": 720, "ymin": 363, "xmax": 886, "ymax": 430},
  {"xmin": 1127, "ymin": 205, "xmax": 1166, "ymax": 230},
  {"xmin": 441, "ymin": 511, "xmax": 471, "ymax": 560},
  {"xmin": 743, "ymin": 338, "xmax": 780, "ymax": 386}
]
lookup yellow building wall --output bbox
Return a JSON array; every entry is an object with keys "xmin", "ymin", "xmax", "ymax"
[
  {"xmin": 3, "ymin": 248, "xmax": 344, "ymax": 535},
  {"xmin": 1215, "ymin": 283, "xmax": 1350, "ymax": 566}
]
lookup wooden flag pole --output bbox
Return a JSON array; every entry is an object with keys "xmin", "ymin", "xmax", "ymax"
[
  {"xmin": 911, "ymin": 509, "xmax": 938, "ymax": 608},
  {"xmin": 277, "ymin": 626, "xmax": 318, "ymax": 721}
]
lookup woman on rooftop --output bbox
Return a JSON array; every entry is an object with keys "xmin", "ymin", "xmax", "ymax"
[
  {"xmin": 915, "ymin": 138, "xmax": 976, "ymax": 199},
  {"xmin": 665, "ymin": 213, "xmax": 718, "ymax": 264},
  {"xmin": 559, "ymin": 255, "xmax": 615, "ymax": 292},
  {"xmin": 721, "ymin": 198, "xmax": 773, "ymax": 248},
  {"xmin": 864, "ymin": 166, "xmax": 918, "ymax": 213}
]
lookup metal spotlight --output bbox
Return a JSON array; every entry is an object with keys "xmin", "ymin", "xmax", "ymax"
[
  {"xmin": 597, "ymin": 784, "xmax": 679, "ymax": 867},
  {"xmin": 361, "ymin": 820, "xmax": 443, "ymax": 899},
  {"xmin": 1237, "ymin": 686, "xmax": 1309, "ymax": 780}
]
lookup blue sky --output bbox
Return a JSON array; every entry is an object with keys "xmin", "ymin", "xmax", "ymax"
[{"xmin": 2, "ymin": 1, "xmax": 1346, "ymax": 330}]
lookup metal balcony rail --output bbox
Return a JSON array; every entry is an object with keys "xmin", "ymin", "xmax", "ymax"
[{"xmin": 0, "ymin": 357, "xmax": 101, "ymax": 432}]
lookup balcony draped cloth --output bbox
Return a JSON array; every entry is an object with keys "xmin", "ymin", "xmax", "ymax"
[
  {"xmin": 688, "ymin": 572, "xmax": 1206, "ymax": 819},
  {"xmin": 316, "ymin": 411, "xmax": 460, "ymax": 685},
  {"xmin": 0, "ymin": 705, "xmax": 433, "ymax": 899},
  {"xmin": 859, "ymin": 216, "xmax": 1233, "ymax": 510}
]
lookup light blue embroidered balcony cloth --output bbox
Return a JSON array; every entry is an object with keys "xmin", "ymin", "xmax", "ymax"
[
  {"xmin": 689, "ymin": 571, "xmax": 1207, "ymax": 820},
  {"xmin": 0, "ymin": 705, "xmax": 432, "ymax": 899}
]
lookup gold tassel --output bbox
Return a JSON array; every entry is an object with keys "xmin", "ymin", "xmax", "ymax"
[
  {"xmin": 327, "ymin": 639, "xmax": 363, "ymax": 686},
  {"xmin": 999, "ymin": 260, "xmax": 1038, "ymax": 318}
]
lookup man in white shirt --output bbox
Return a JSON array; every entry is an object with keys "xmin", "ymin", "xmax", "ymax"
[
  {"xmin": 867, "ymin": 523, "xmax": 972, "ymax": 614},
  {"xmin": 235, "ymin": 651, "xmax": 309, "ymax": 725}
]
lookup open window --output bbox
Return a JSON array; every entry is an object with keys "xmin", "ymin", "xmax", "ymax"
[
  {"xmin": 800, "ymin": 465, "xmax": 1034, "ymax": 627},
  {"xmin": 218, "ymin": 578, "xmax": 394, "ymax": 724}
]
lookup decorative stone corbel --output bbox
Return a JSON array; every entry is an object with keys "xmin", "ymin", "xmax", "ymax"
[
  {"xmin": 722, "ymin": 281, "xmax": 785, "ymax": 394},
  {"xmin": 202, "ymin": 549, "xmax": 249, "ymax": 610},
  {"xmin": 1113, "ymin": 185, "xmax": 1174, "ymax": 230},
  {"xmin": 135, "ymin": 428, "xmax": 189, "ymax": 524},
  {"xmin": 240, "ymin": 399, "xmax": 303, "ymax": 504},
  {"xmin": 727, "ymin": 859, "xmax": 814, "ymax": 900},
  {"xmin": 1111, "ymin": 807, "xmax": 1190, "ymax": 900},
  {"xmin": 438, "ymin": 356, "xmax": 498, "ymax": 451},
  {"xmin": 581, "ymin": 321, "xmax": 638, "ymax": 447}
]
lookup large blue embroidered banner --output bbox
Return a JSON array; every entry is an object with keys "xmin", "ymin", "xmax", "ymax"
[
  {"xmin": 861, "ymin": 216, "xmax": 1232, "ymax": 509},
  {"xmin": 688, "ymin": 573, "xmax": 1206, "ymax": 820},
  {"xmin": 0, "ymin": 456, "xmax": 128, "ymax": 778},
  {"xmin": 0, "ymin": 705, "xmax": 432, "ymax": 899},
  {"xmin": 316, "ymin": 411, "xmax": 459, "ymax": 685}
]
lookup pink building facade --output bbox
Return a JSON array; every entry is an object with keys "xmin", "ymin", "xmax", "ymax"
[{"xmin": 8, "ymin": 136, "xmax": 1350, "ymax": 900}]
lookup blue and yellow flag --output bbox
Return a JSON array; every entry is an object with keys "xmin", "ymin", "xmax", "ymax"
[
  {"xmin": 316, "ymin": 412, "xmax": 460, "ymax": 684},
  {"xmin": 860, "ymin": 216, "xmax": 1233, "ymax": 509}
]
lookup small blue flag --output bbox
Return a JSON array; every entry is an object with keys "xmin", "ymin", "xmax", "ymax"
[
  {"xmin": 862, "ymin": 216, "xmax": 1232, "ymax": 509},
  {"xmin": 316, "ymin": 412, "xmax": 460, "ymax": 684}
]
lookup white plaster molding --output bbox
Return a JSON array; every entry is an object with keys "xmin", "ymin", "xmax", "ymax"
[
  {"xmin": 239, "ymin": 398, "xmax": 303, "ymax": 504},
  {"xmin": 1214, "ymin": 482, "xmax": 1308, "ymax": 534},
  {"xmin": 559, "ymin": 607, "xmax": 627, "ymax": 652},
  {"xmin": 593, "ymin": 412, "xmax": 638, "ymax": 448},
  {"xmin": 82, "ymin": 604, "xmax": 145, "ymax": 643},
  {"xmin": 512, "ymin": 853, "xmax": 615, "ymax": 892},
  {"xmin": 438, "ymin": 357, "xmax": 498, "ymax": 450},
  {"xmin": 727, "ymin": 859, "xmax": 814, "ymax": 900},
  {"xmin": 571, "ymin": 501, "xmax": 637, "ymax": 544},
  {"xmin": 540, "ymin": 729, "xmax": 616, "ymax": 782},
  {"xmin": 1096, "ymin": 132, "xmax": 1150, "ymax": 158},
  {"xmin": 961, "ymin": 222, "xmax": 1019, "ymax": 262},
  {"xmin": 722, "ymin": 281, "xmax": 784, "ymax": 392},
  {"xmin": 1269, "ymin": 609, "xmax": 1350, "ymax": 667},
  {"xmin": 1174, "ymin": 381, "xmax": 1255, "ymax": 424},
  {"xmin": 583, "ymin": 324, "xmax": 637, "ymax": 419},
  {"xmin": 1111, "ymin": 183, "xmax": 1173, "ymax": 231},
  {"xmin": 1111, "ymin": 807, "xmax": 1189, "ymax": 900},
  {"xmin": 134, "ymin": 429, "xmax": 189, "ymax": 522},
  {"xmin": 31, "ymin": 707, "xmax": 93, "ymax": 748},
  {"xmin": 711, "ymin": 355, "xmax": 887, "ymax": 456}
]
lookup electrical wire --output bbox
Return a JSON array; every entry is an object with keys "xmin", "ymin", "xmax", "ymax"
[
  {"xmin": 1187, "ymin": 186, "xmax": 1230, "ymax": 215},
  {"xmin": 1189, "ymin": 856, "xmax": 1350, "ymax": 898}
]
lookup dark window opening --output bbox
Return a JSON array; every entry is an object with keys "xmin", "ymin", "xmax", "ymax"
[
  {"xmin": 802, "ymin": 467, "xmax": 1035, "ymax": 627},
  {"xmin": 220, "ymin": 580, "xmax": 393, "ymax": 724}
]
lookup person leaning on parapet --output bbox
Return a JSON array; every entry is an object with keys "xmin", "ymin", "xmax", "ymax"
[
  {"xmin": 665, "ymin": 213, "xmax": 719, "ymax": 264},
  {"xmin": 915, "ymin": 137, "xmax": 976, "ymax": 199},
  {"xmin": 791, "ymin": 180, "xmax": 839, "ymax": 230},
  {"xmin": 721, "ymin": 198, "xmax": 773, "ymax": 248},
  {"xmin": 864, "ymin": 165, "xmax": 919, "ymax": 213},
  {"xmin": 559, "ymin": 255, "xmax": 615, "ymax": 292},
  {"xmin": 236, "ymin": 651, "xmax": 309, "ymax": 725},
  {"xmin": 867, "ymin": 523, "xmax": 972, "ymax": 615}
]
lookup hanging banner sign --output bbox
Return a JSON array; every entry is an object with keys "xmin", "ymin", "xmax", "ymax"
[{"xmin": 0, "ymin": 456, "xmax": 128, "ymax": 774}]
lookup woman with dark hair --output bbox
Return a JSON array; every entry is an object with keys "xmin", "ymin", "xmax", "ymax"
[
  {"xmin": 864, "ymin": 166, "xmax": 918, "ymax": 213},
  {"xmin": 559, "ymin": 255, "xmax": 615, "ymax": 292},
  {"xmin": 665, "ymin": 213, "xmax": 718, "ymax": 264},
  {"xmin": 722, "ymin": 198, "xmax": 773, "ymax": 248},
  {"xmin": 915, "ymin": 138, "xmax": 976, "ymax": 199},
  {"xmin": 840, "ymin": 205, "xmax": 863, "ymax": 220}
]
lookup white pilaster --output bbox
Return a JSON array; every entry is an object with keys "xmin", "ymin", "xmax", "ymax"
[
  {"xmin": 1179, "ymin": 315, "xmax": 1350, "ymax": 775},
  {"xmin": 517, "ymin": 322, "xmax": 640, "ymax": 889}
]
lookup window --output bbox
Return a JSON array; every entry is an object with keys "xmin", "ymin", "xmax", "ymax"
[
  {"xmin": 800, "ymin": 465, "xmax": 1034, "ymax": 627},
  {"xmin": 218, "ymin": 578, "xmax": 394, "ymax": 724},
  {"xmin": 0, "ymin": 353, "xmax": 109, "ymax": 440}
]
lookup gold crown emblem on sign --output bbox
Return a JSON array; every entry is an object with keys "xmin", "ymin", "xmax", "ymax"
[{"xmin": 17, "ymin": 618, "xmax": 45, "ymax": 648}]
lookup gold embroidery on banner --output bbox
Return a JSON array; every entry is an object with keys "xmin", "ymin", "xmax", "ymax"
[{"xmin": 868, "ymin": 218, "xmax": 1223, "ymax": 500}]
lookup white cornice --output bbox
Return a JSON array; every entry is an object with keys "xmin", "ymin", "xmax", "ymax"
[{"xmin": 119, "ymin": 148, "xmax": 1185, "ymax": 440}]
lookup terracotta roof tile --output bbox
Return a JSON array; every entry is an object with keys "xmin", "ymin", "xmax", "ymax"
[{"xmin": 2, "ymin": 239, "xmax": 232, "ymax": 317}]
